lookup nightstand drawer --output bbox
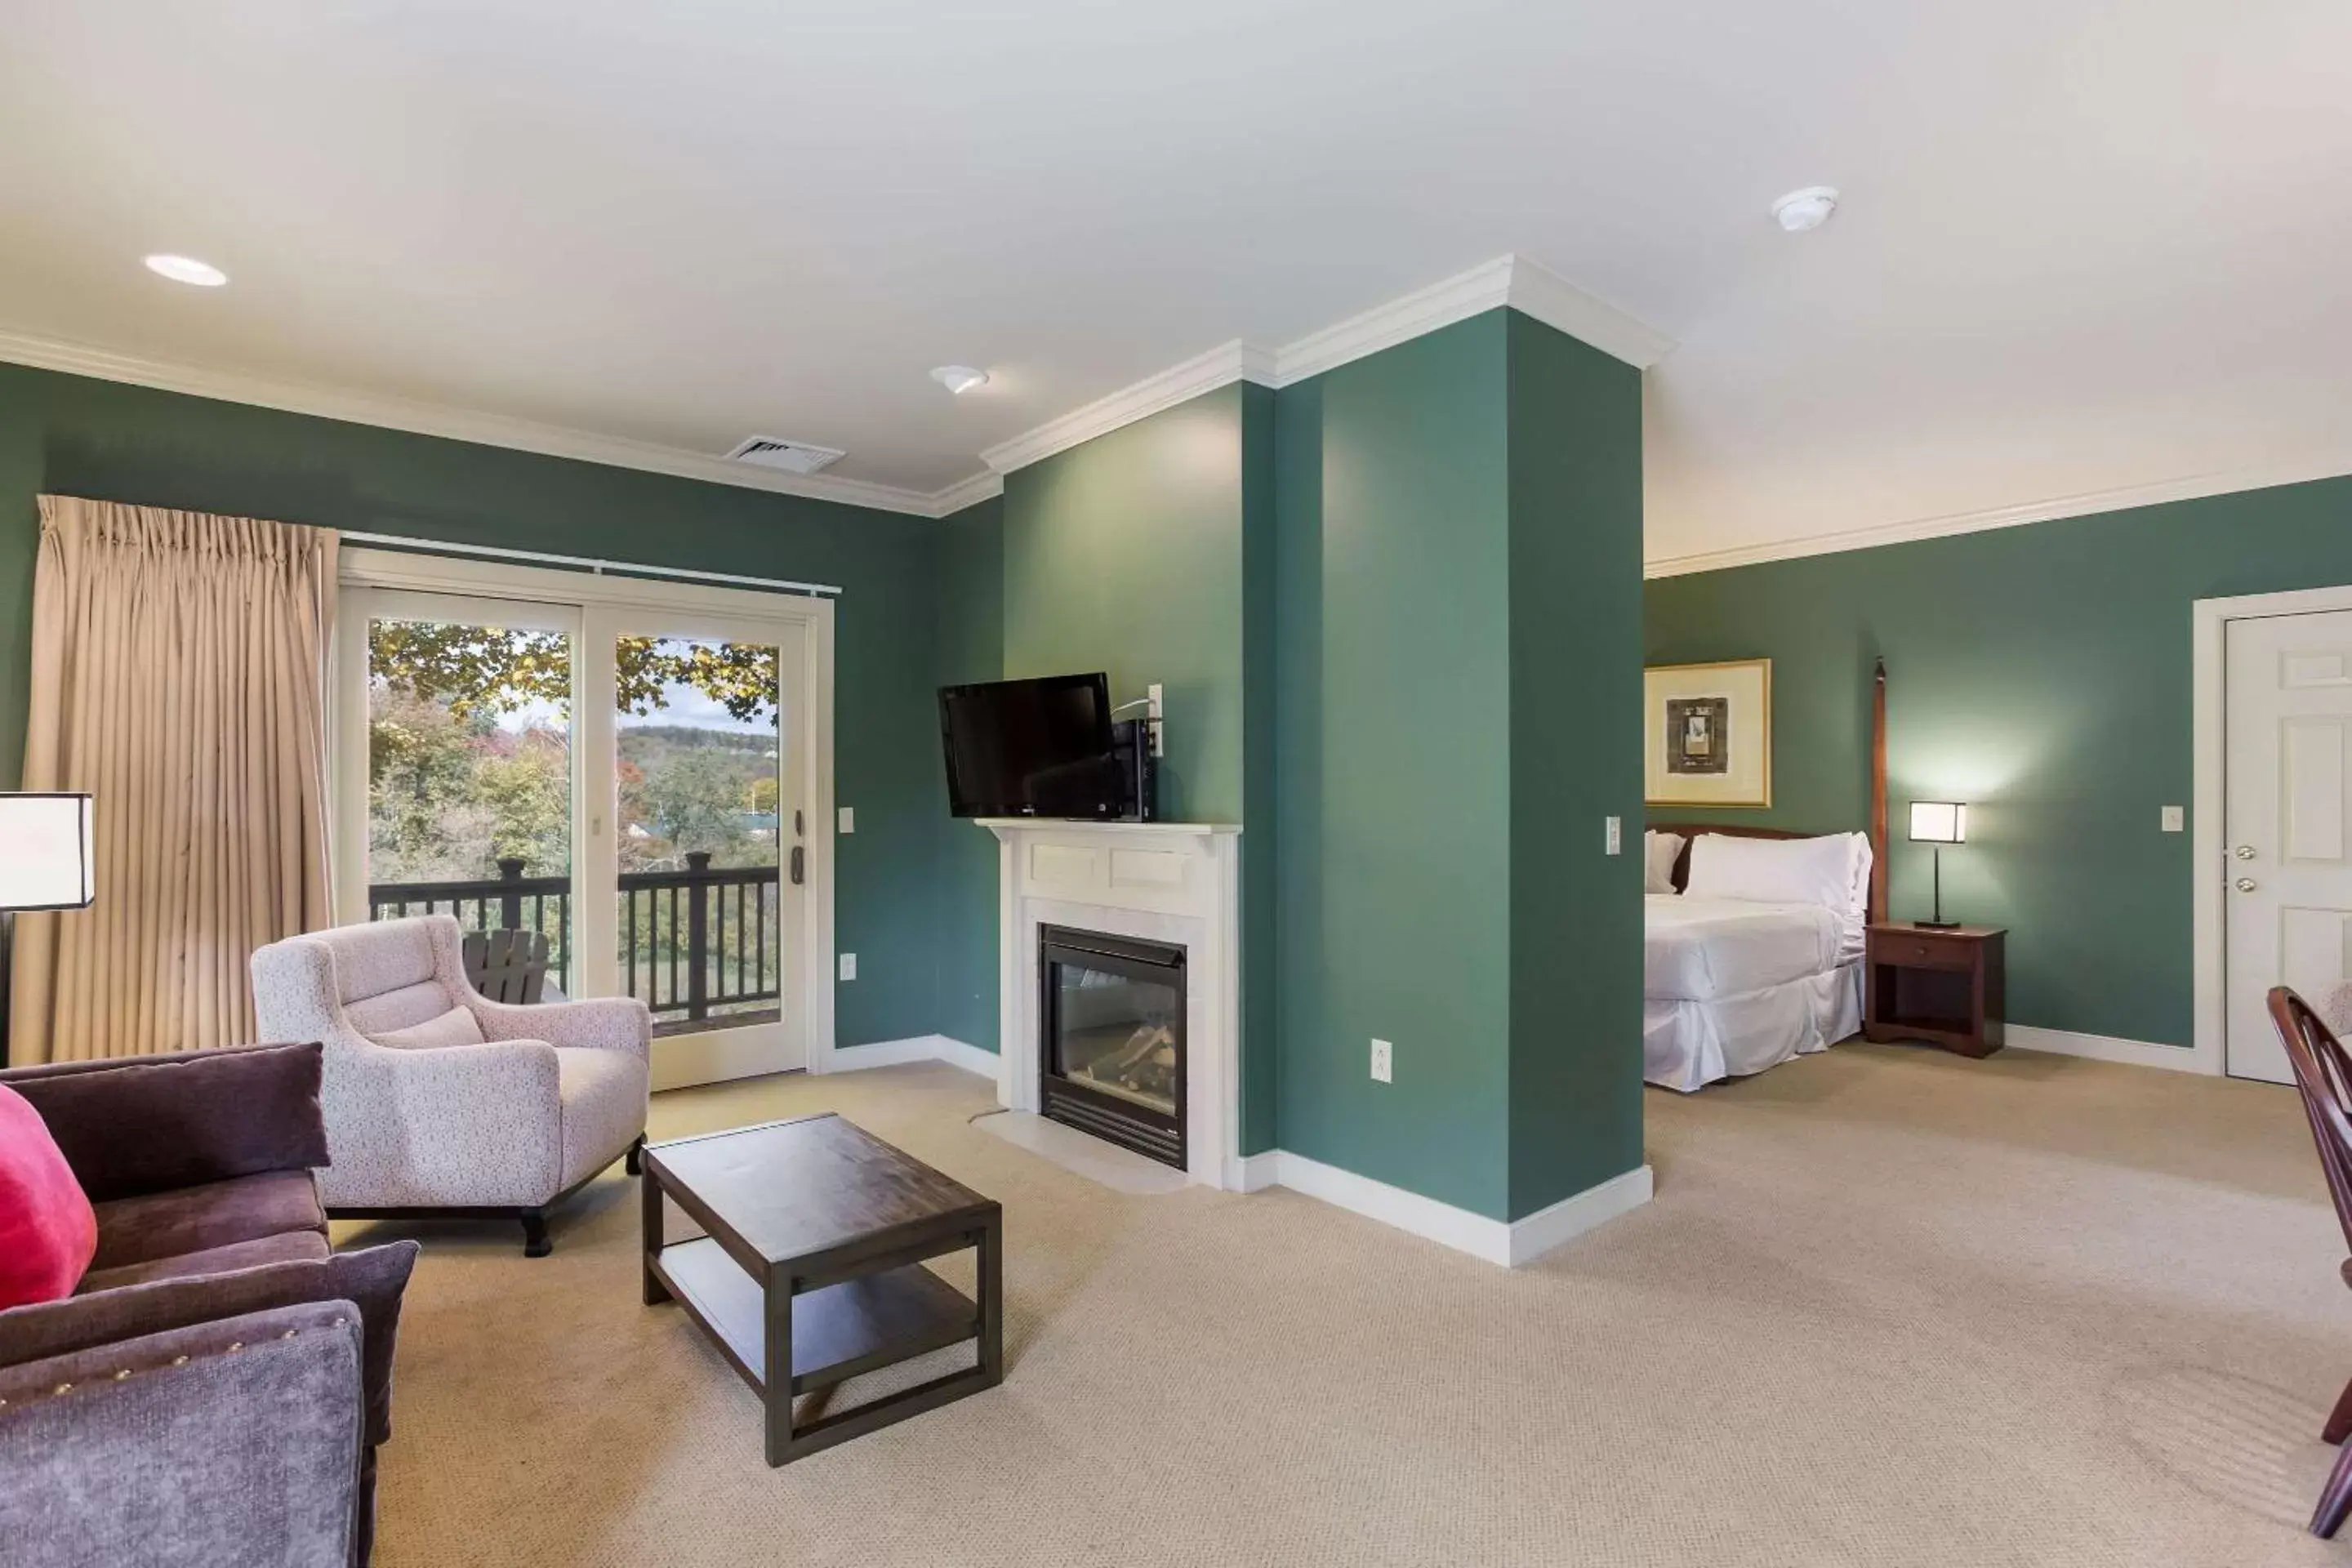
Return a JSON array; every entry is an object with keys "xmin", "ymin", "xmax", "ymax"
[{"xmin": 1873, "ymin": 932, "xmax": 1973, "ymax": 970}]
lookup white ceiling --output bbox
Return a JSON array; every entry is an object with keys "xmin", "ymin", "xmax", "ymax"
[{"xmin": 3, "ymin": 1, "xmax": 2349, "ymax": 562}]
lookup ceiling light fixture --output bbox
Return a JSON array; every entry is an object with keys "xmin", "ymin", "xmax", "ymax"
[
  {"xmin": 1770, "ymin": 187, "xmax": 1839, "ymax": 234},
  {"xmin": 144, "ymin": 253, "xmax": 229, "ymax": 287},
  {"xmin": 930, "ymin": 365, "xmax": 988, "ymax": 395}
]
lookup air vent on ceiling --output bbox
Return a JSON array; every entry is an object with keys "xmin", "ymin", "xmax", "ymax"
[{"xmin": 721, "ymin": 436, "xmax": 847, "ymax": 475}]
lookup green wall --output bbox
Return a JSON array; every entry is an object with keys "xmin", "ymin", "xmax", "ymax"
[
  {"xmin": 982, "ymin": 382, "xmax": 1280, "ymax": 1146},
  {"xmin": 0, "ymin": 361, "xmax": 956, "ymax": 1049},
  {"xmin": 1272, "ymin": 310, "xmax": 1646, "ymax": 1221},
  {"xmin": 933, "ymin": 494, "xmax": 1005, "ymax": 1051},
  {"xmin": 1000, "ymin": 385, "xmax": 1250, "ymax": 822},
  {"xmin": 1503, "ymin": 312, "xmax": 1646, "ymax": 1215},
  {"xmin": 1643, "ymin": 472, "xmax": 2352, "ymax": 1047}
]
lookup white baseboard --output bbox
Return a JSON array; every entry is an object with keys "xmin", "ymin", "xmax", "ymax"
[
  {"xmin": 820, "ymin": 1034, "xmax": 1000, "ymax": 1079},
  {"xmin": 1231, "ymin": 1150, "xmax": 1281, "ymax": 1192},
  {"xmin": 2004, "ymin": 1024, "xmax": 2216, "ymax": 1076},
  {"xmin": 1264, "ymin": 1152, "xmax": 1651, "ymax": 1267},
  {"xmin": 1504, "ymin": 1165, "xmax": 1657, "ymax": 1266},
  {"xmin": 932, "ymin": 1036, "xmax": 1000, "ymax": 1079}
]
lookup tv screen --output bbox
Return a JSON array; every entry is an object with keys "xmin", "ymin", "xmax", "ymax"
[{"xmin": 939, "ymin": 673, "xmax": 1120, "ymax": 819}]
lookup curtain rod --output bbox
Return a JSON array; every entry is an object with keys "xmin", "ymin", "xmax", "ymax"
[{"xmin": 339, "ymin": 530, "xmax": 842, "ymax": 598}]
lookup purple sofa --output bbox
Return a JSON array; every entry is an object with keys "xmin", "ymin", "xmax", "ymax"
[{"xmin": 0, "ymin": 1042, "xmax": 418, "ymax": 1568}]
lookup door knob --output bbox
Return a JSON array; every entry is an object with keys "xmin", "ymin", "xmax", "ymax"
[
  {"xmin": 2236, "ymin": 876, "xmax": 2258, "ymax": 893},
  {"xmin": 2234, "ymin": 844, "xmax": 2256, "ymax": 860}
]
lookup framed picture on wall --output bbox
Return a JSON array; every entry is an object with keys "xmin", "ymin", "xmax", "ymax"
[{"xmin": 1646, "ymin": 659, "xmax": 1771, "ymax": 808}]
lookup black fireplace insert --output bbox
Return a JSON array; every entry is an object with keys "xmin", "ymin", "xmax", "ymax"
[{"xmin": 1037, "ymin": 926, "xmax": 1186, "ymax": 1169}]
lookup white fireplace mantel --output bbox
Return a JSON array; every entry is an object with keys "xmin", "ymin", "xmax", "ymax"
[{"xmin": 978, "ymin": 818, "xmax": 1242, "ymax": 1189}]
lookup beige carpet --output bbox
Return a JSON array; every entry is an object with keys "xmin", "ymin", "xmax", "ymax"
[{"xmin": 354, "ymin": 1045, "xmax": 2352, "ymax": 1567}]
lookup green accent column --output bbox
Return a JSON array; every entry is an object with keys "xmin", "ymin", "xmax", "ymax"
[
  {"xmin": 1274, "ymin": 314, "xmax": 1517, "ymax": 1218},
  {"xmin": 1504, "ymin": 311, "xmax": 1646, "ymax": 1219}
]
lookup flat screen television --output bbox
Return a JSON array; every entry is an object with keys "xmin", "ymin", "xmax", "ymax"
[{"xmin": 939, "ymin": 672, "xmax": 1121, "ymax": 819}]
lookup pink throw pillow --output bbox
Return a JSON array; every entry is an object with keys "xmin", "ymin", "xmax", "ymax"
[{"xmin": 0, "ymin": 1082, "xmax": 99, "ymax": 1307}]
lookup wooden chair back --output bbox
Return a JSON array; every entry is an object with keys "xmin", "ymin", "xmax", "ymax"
[
  {"xmin": 463, "ymin": 927, "xmax": 550, "ymax": 1005},
  {"xmin": 2267, "ymin": 986, "xmax": 2352, "ymax": 1258}
]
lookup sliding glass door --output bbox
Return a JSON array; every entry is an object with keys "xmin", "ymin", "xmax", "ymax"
[{"xmin": 332, "ymin": 562, "xmax": 827, "ymax": 1085}]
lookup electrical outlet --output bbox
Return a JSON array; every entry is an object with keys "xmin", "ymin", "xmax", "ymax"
[
  {"xmin": 838, "ymin": 952, "xmax": 858, "ymax": 982},
  {"xmin": 2161, "ymin": 805, "xmax": 2184, "ymax": 833},
  {"xmin": 1370, "ymin": 1038, "xmax": 1393, "ymax": 1084},
  {"xmin": 1147, "ymin": 682, "xmax": 1165, "ymax": 758},
  {"xmin": 1605, "ymin": 815, "xmax": 1623, "ymax": 855},
  {"xmin": 838, "ymin": 805, "xmax": 855, "ymax": 834}
]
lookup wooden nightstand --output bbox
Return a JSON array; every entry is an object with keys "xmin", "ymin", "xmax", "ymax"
[{"xmin": 1864, "ymin": 924, "xmax": 2006, "ymax": 1058}]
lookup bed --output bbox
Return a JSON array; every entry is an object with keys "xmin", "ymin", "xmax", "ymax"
[{"xmin": 1640, "ymin": 662, "xmax": 1889, "ymax": 1091}]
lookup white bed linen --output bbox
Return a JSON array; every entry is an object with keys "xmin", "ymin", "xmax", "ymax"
[
  {"xmin": 1644, "ymin": 962, "xmax": 1863, "ymax": 1092},
  {"xmin": 1645, "ymin": 895, "xmax": 1842, "ymax": 1001}
]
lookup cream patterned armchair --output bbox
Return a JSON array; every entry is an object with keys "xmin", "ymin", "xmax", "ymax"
[{"xmin": 250, "ymin": 915, "xmax": 651, "ymax": 1256}]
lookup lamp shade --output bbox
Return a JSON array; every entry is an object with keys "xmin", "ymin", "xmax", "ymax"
[
  {"xmin": 1908, "ymin": 800, "xmax": 1967, "ymax": 844},
  {"xmin": 0, "ymin": 793, "xmax": 95, "ymax": 911}
]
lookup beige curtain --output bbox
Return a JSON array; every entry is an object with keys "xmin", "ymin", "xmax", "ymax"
[{"xmin": 8, "ymin": 497, "xmax": 337, "ymax": 1065}]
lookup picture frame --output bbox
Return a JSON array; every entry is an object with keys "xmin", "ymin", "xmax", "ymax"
[{"xmin": 1646, "ymin": 659, "xmax": 1771, "ymax": 808}]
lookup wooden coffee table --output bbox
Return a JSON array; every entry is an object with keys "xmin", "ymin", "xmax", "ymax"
[{"xmin": 639, "ymin": 1112, "xmax": 1003, "ymax": 1465}]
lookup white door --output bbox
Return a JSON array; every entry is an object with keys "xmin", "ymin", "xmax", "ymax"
[
  {"xmin": 586, "ymin": 604, "xmax": 812, "ymax": 1086},
  {"xmin": 2225, "ymin": 608, "xmax": 2352, "ymax": 1083}
]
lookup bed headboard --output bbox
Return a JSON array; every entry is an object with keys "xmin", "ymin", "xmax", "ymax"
[{"xmin": 1649, "ymin": 659, "xmax": 1889, "ymax": 925}]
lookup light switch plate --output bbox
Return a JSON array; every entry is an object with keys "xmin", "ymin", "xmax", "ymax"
[
  {"xmin": 2161, "ymin": 805, "xmax": 2185, "ymax": 833},
  {"xmin": 1370, "ymin": 1038, "xmax": 1392, "ymax": 1083},
  {"xmin": 838, "ymin": 806, "xmax": 855, "ymax": 834},
  {"xmin": 838, "ymin": 952, "xmax": 857, "ymax": 982},
  {"xmin": 1605, "ymin": 815, "xmax": 1623, "ymax": 855}
]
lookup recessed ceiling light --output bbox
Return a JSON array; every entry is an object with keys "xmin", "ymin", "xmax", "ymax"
[
  {"xmin": 144, "ymin": 254, "xmax": 229, "ymax": 287},
  {"xmin": 1770, "ymin": 187, "xmax": 1839, "ymax": 234},
  {"xmin": 930, "ymin": 365, "xmax": 988, "ymax": 395}
]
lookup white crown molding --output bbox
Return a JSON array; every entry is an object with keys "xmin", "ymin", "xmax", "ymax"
[
  {"xmin": 976, "ymin": 254, "xmax": 1679, "ymax": 477},
  {"xmin": 929, "ymin": 468, "xmax": 1005, "ymax": 517},
  {"xmin": 0, "ymin": 327, "xmax": 985, "ymax": 519},
  {"xmin": 1276, "ymin": 253, "xmax": 1673, "ymax": 389},
  {"xmin": 978, "ymin": 339, "xmax": 1269, "ymax": 477},
  {"xmin": 1270, "ymin": 256, "xmax": 1518, "ymax": 388},
  {"xmin": 1503, "ymin": 254, "xmax": 1678, "ymax": 372},
  {"xmin": 1642, "ymin": 451, "xmax": 2352, "ymax": 578}
]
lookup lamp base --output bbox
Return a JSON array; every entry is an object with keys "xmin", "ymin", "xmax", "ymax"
[{"xmin": 1913, "ymin": 919, "xmax": 1962, "ymax": 931}]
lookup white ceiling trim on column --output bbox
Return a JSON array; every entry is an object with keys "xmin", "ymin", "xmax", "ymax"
[
  {"xmin": 977, "ymin": 339, "xmax": 1275, "ymax": 478},
  {"xmin": 1641, "ymin": 450, "xmax": 2352, "ymax": 579},
  {"xmin": 977, "ymin": 253, "xmax": 1677, "ymax": 479},
  {"xmin": 0, "ymin": 327, "xmax": 974, "ymax": 519}
]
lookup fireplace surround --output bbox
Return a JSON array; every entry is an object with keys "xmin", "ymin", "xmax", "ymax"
[{"xmin": 979, "ymin": 818, "xmax": 1241, "ymax": 1187}]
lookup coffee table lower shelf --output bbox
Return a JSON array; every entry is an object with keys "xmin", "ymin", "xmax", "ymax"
[
  {"xmin": 650, "ymin": 1237, "xmax": 978, "ymax": 1394},
  {"xmin": 645, "ymin": 1236, "xmax": 999, "ymax": 1463}
]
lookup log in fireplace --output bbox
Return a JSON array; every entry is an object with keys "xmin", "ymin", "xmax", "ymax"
[{"xmin": 1037, "ymin": 925, "xmax": 1187, "ymax": 1169}]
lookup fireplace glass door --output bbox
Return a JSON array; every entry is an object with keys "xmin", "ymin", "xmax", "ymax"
[{"xmin": 1039, "ymin": 928, "xmax": 1185, "ymax": 1168}]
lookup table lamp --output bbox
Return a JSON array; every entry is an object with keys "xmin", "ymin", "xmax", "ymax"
[
  {"xmin": 0, "ymin": 792, "xmax": 96, "ymax": 912},
  {"xmin": 1907, "ymin": 800, "xmax": 1966, "ymax": 929}
]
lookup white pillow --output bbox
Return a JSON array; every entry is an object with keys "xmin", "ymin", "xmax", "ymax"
[
  {"xmin": 1684, "ymin": 832, "xmax": 1871, "ymax": 951},
  {"xmin": 369, "ymin": 1004, "xmax": 485, "ymax": 1050},
  {"xmin": 1643, "ymin": 831, "xmax": 1685, "ymax": 895}
]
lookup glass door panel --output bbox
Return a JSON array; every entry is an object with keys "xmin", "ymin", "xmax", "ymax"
[
  {"xmin": 346, "ymin": 592, "xmax": 581, "ymax": 989},
  {"xmin": 615, "ymin": 635, "xmax": 788, "ymax": 1032}
]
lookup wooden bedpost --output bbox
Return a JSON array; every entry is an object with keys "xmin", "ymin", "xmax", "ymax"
[{"xmin": 1869, "ymin": 658, "xmax": 1889, "ymax": 924}]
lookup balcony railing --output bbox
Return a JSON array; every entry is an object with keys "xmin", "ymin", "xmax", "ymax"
[{"xmin": 367, "ymin": 854, "xmax": 783, "ymax": 1031}]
